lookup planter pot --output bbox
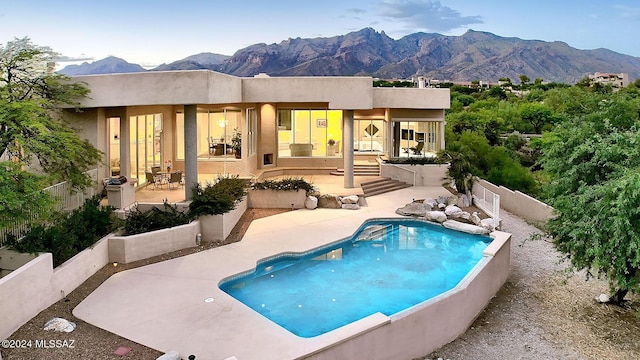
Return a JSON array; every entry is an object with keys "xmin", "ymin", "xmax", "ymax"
[{"xmin": 199, "ymin": 197, "xmax": 247, "ymax": 243}]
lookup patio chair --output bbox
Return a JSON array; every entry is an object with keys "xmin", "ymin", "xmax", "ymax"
[
  {"xmin": 145, "ymin": 171, "xmax": 160, "ymax": 190},
  {"xmin": 410, "ymin": 141, "xmax": 424, "ymax": 155},
  {"xmin": 168, "ymin": 171, "xmax": 183, "ymax": 190}
]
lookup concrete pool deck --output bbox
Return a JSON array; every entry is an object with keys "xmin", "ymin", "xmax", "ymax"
[{"xmin": 73, "ymin": 186, "xmax": 495, "ymax": 359}]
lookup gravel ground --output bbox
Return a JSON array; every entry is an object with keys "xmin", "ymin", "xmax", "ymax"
[{"xmin": 2, "ymin": 209, "xmax": 639, "ymax": 360}]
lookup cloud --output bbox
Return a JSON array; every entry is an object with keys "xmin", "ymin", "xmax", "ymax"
[
  {"xmin": 53, "ymin": 55, "xmax": 95, "ymax": 62},
  {"xmin": 377, "ymin": 0, "xmax": 483, "ymax": 32},
  {"xmin": 346, "ymin": 8, "xmax": 367, "ymax": 15},
  {"xmin": 614, "ymin": 5, "xmax": 640, "ymax": 20}
]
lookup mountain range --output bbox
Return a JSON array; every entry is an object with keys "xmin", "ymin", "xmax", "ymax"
[{"xmin": 59, "ymin": 28, "xmax": 640, "ymax": 84}]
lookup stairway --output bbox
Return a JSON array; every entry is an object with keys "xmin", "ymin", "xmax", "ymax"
[
  {"xmin": 360, "ymin": 177, "xmax": 412, "ymax": 197},
  {"xmin": 330, "ymin": 163, "xmax": 380, "ymax": 176}
]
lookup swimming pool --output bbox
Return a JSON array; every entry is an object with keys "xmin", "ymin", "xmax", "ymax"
[{"xmin": 219, "ymin": 218, "xmax": 492, "ymax": 337}]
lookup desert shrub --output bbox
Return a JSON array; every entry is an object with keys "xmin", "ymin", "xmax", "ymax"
[
  {"xmin": 188, "ymin": 175, "xmax": 249, "ymax": 218},
  {"xmin": 250, "ymin": 177, "xmax": 315, "ymax": 193},
  {"xmin": 124, "ymin": 201, "xmax": 191, "ymax": 235},
  {"xmin": 384, "ymin": 156, "xmax": 447, "ymax": 165},
  {"xmin": 8, "ymin": 196, "xmax": 116, "ymax": 267}
]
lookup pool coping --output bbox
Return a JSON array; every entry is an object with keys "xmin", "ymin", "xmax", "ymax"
[{"xmin": 73, "ymin": 186, "xmax": 511, "ymax": 360}]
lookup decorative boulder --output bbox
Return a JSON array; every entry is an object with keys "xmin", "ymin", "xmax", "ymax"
[
  {"xmin": 157, "ymin": 352, "xmax": 181, "ymax": 360},
  {"xmin": 471, "ymin": 212, "xmax": 483, "ymax": 226},
  {"xmin": 436, "ymin": 195, "xmax": 448, "ymax": 206},
  {"xmin": 44, "ymin": 317, "xmax": 76, "ymax": 332},
  {"xmin": 448, "ymin": 211, "xmax": 473, "ymax": 224},
  {"xmin": 341, "ymin": 195, "xmax": 360, "ymax": 204},
  {"xmin": 447, "ymin": 195, "xmax": 458, "ymax": 206},
  {"xmin": 305, "ymin": 195, "xmax": 318, "ymax": 209},
  {"xmin": 317, "ymin": 194, "xmax": 342, "ymax": 209},
  {"xmin": 425, "ymin": 198, "xmax": 438, "ymax": 208},
  {"xmin": 444, "ymin": 205, "xmax": 463, "ymax": 216},
  {"xmin": 396, "ymin": 202, "xmax": 427, "ymax": 217},
  {"xmin": 596, "ymin": 293, "xmax": 610, "ymax": 303},
  {"xmin": 480, "ymin": 218, "xmax": 498, "ymax": 232},
  {"xmin": 341, "ymin": 203, "xmax": 360, "ymax": 210},
  {"xmin": 423, "ymin": 202, "xmax": 433, "ymax": 211},
  {"xmin": 442, "ymin": 220, "xmax": 490, "ymax": 235},
  {"xmin": 425, "ymin": 211, "xmax": 447, "ymax": 223},
  {"xmin": 457, "ymin": 194, "xmax": 471, "ymax": 208}
]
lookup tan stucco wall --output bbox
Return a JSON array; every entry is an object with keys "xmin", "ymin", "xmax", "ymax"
[
  {"xmin": 73, "ymin": 71, "xmax": 243, "ymax": 108},
  {"xmin": 373, "ymin": 87, "xmax": 450, "ymax": 109},
  {"xmin": 242, "ymin": 76, "xmax": 374, "ymax": 110}
]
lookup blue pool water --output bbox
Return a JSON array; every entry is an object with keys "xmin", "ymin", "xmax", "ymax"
[{"xmin": 219, "ymin": 218, "xmax": 491, "ymax": 338}]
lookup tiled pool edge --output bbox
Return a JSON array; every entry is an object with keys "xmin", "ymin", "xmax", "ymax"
[{"xmin": 299, "ymin": 230, "xmax": 511, "ymax": 360}]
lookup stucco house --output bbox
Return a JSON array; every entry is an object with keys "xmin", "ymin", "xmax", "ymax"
[{"xmin": 65, "ymin": 70, "xmax": 450, "ymax": 199}]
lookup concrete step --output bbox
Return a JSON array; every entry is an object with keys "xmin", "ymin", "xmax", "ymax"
[
  {"xmin": 360, "ymin": 177, "xmax": 412, "ymax": 197},
  {"xmin": 331, "ymin": 163, "xmax": 380, "ymax": 176}
]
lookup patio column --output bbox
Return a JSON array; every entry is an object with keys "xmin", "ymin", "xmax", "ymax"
[
  {"xmin": 184, "ymin": 105, "xmax": 198, "ymax": 200},
  {"xmin": 439, "ymin": 120, "xmax": 446, "ymax": 150},
  {"xmin": 119, "ymin": 114, "xmax": 130, "ymax": 179},
  {"xmin": 343, "ymin": 110, "xmax": 354, "ymax": 188}
]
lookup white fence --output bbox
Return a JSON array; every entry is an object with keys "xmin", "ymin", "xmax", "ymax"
[
  {"xmin": 472, "ymin": 181, "xmax": 501, "ymax": 228},
  {"xmin": 0, "ymin": 169, "xmax": 98, "ymax": 246}
]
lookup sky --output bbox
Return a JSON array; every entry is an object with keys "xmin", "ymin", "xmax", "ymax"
[{"xmin": 1, "ymin": 0, "xmax": 639, "ymax": 69}]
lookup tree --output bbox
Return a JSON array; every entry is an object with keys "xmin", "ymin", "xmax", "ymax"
[
  {"xmin": 520, "ymin": 103, "xmax": 555, "ymax": 133},
  {"xmin": 0, "ymin": 37, "xmax": 101, "ymax": 187},
  {"xmin": 519, "ymin": 74, "xmax": 530, "ymax": 85},
  {"xmin": 539, "ymin": 95, "xmax": 640, "ymax": 303},
  {"xmin": 0, "ymin": 37, "xmax": 101, "ymax": 227}
]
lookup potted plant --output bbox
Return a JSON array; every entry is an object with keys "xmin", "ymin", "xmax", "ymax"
[
  {"xmin": 327, "ymin": 139, "xmax": 338, "ymax": 156},
  {"xmin": 231, "ymin": 128, "xmax": 241, "ymax": 159}
]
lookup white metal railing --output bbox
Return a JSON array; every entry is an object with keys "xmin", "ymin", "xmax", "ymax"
[
  {"xmin": 388, "ymin": 164, "xmax": 416, "ymax": 185},
  {"xmin": 0, "ymin": 169, "xmax": 98, "ymax": 246},
  {"xmin": 472, "ymin": 181, "xmax": 501, "ymax": 228}
]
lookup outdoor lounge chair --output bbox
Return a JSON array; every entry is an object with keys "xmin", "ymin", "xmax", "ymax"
[
  {"xmin": 410, "ymin": 141, "xmax": 424, "ymax": 155},
  {"xmin": 145, "ymin": 171, "xmax": 162, "ymax": 190}
]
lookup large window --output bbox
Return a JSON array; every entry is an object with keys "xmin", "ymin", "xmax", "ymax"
[
  {"xmin": 354, "ymin": 119, "xmax": 386, "ymax": 153},
  {"xmin": 129, "ymin": 114, "xmax": 162, "ymax": 184},
  {"xmin": 176, "ymin": 109, "xmax": 241, "ymax": 160},
  {"xmin": 246, "ymin": 108, "xmax": 257, "ymax": 157},
  {"xmin": 278, "ymin": 109, "xmax": 342, "ymax": 157},
  {"xmin": 396, "ymin": 121, "xmax": 439, "ymax": 157}
]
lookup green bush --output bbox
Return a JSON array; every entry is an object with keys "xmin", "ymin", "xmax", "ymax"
[
  {"xmin": 8, "ymin": 196, "xmax": 117, "ymax": 267},
  {"xmin": 250, "ymin": 177, "xmax": 315, "ymax": 193},
  {"xmin": 124, "ymin": 201, "xmax": 191, "ymax": 235},
  {"xmin": 384, "ymin": 156, "xmax": 447, "ymax": 165},
  {"xmin": 188, "ymin": 175, "xmax": 249, "ymax": 217}
]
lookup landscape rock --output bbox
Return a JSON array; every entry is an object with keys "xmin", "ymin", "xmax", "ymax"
[
  {"xmin": 44, "ymin": 317, "xmax": 76, "ymax": 332},
  {"xmin": 596, "ymin": 293, "xmax": 610, "ymax": 303},
  {"xmin": 156, "ymin": 351, "xmax": 180, "ymax": 360},
  {"xmin": 481, "ymin": 218, "xmax": 499, "ymax": 232},
  {"xmin": 317, "ymin": 194, "xmax": 342, "ymax": 209},
  {"xmin": 396, "ymin": 202, "xmax": 427, "ymax": 217},
  {"xmin": 444, "ymin": 205, "xmax": 463, "ymax": 215},
  {"xmin": 425, "ymin": 198, "xmax": 438, "ymax": 208},
  {"xmin": 471, "ymin": 212, "xmax": 483, "ymax": 226},
  {"xmin": 448, "ymin": 211, "xmax": 474, "ymax": 224},
  {"xmin": 341, "ymin": 195, "xmax": 360, "ymax": 204},
  {"xmin": 447, "ymin": 195, "xmax": 459, "ymax": 205},
  {"xmin": 442, "ymin": 220, "xmax": 491, "ymax": 235},
  {"xmin": 341, "ymin": 203, "xmax": 360, "ymax": 210},
  {"xmin": 423, "ymin": 202, "xmax": 433, "ymax": 211},
  {"xmin": 458, "ymin": 194, "xmax": 471, "ymax": 207},
  {"xmin": 305, "ymin": 195, "xmax": 318, "ymax": 209},
  {"xmin": 425, "ymin": 211, "xmax": 447, "ymax": 223},
  {"xmin": 436, "ymin": 195, "xmax": 448, "ymax": 205}
]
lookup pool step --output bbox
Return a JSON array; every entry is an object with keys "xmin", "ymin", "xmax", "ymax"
[{"xmin": 360, "ymin": 177, "xmax": 412, "ymax": 197}]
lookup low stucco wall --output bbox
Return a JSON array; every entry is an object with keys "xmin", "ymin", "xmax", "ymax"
[
  {"xmin": 200, "ymin": 198, "xmax": 248, "ymax": 243},
  {"xmin": 0, "ymin": 235, "xmax": 111, "ymax": 340},
  {"xmin": 380, "ymin": 163, "xmax": 449, "ymax": 186},
  {"xmin": 0, "ymin": 248, "xmax": 38, "ymax": 275},
  {"xmin": 307, "ymin": 230, "xmax": 511, "ymax": 360},
  {"xmin": 108, "ymin": 221, "xmax": 200, "ymax": 264},
  {"xmin": 475, "ymin": 179, "xmax": 554, "ymax": 225},
  {"xmin": 247, "ymin": 189, "xmax": 306, "ymax": 209}
]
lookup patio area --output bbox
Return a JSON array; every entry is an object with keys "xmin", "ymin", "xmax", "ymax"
[
  {"xmin": 74, "ymin": 185, "xmax": 456, "ymax": 359},
  {"xmin": 132, "ymin": 174, "xmax": 382, "ymax": 204}
]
